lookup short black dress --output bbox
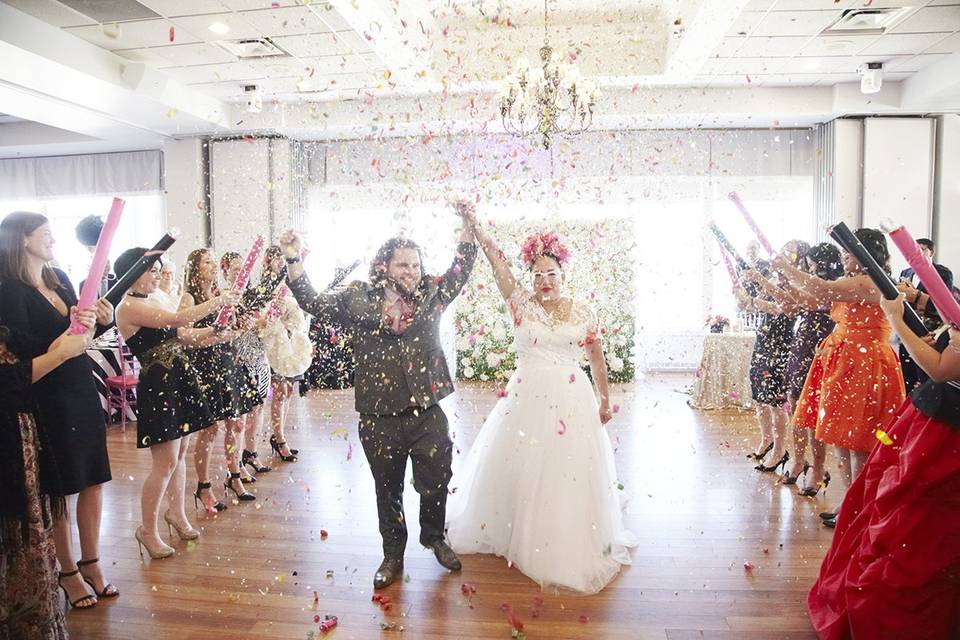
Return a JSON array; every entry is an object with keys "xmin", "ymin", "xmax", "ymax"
[
  {"xmin": 190, "ymin": 312, "xmax": 261, "ymax": 420},
  {"xmin": 0, "ymin": 270, "xmax": 110, "ymax": 495},
  {"xmin": 126, "ymin": 325, "xmax": 216, "ymax": 448},
  {"xmin": 749, "ymin": 312, "xmax": 795, "ymax": 406},
  {"xmin": 784, "ymin": 309, "xmax": 835, "ymax": 402}
]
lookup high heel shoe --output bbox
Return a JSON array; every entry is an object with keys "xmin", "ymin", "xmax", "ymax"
[
  {"xmin": 164, "ymin": 511, "xmax": 200, "ymax": 541},
  {"xmin": 135, "ymin": 526, "xmax": 175, "ymax": 560},
  {"xmin": 756, "ymin": 450, "xmax": 789, "ymax": 473},
  {"xmin": 799, "ymin": 471, "xmax": 832, "ymax": 497},
  {"xmin": 193, "ymin": 481, "xmax": 227, "ymax": 512},
  {"xmin": 76, "ymin": 557, "xmax": 119, "ymax": 598},
  {"xmin": 224, "ymin": 472, "xmax": 256, "ymax": 501},
  {"xmin": 746, "ymin": 442, "xmax": 774, "ymax": 462},
  {"xmin": 270, "ymin": 435, "xmax": 298, "ymax": 462},
  {"xmin": 242, "ymin": 449, "xmax": 272, "ymax": 474},
  {"xmin": 58, "ymin": 570, "xmax": 98, "ymax": 609},
  {"xmin": 781, "ymin": 462, "xmax": 811, "ymax": 485}
]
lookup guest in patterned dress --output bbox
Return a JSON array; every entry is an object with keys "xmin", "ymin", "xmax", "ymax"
[
  {"xmin": 734, "ymin": 241, "xmax": 807, "ymax": 475},
  {"xmin": 1, "ymin": 319, "xmax": 89, "ymax": 636}
]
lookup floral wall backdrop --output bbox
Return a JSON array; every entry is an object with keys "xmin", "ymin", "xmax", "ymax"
[{"xmin": 455, "ymin": 217, "xmax": 637, "ymax": 384}]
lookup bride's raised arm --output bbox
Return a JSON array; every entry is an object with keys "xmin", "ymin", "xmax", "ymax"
[{"xmin": 454, "ymin": 200, "xmax": 518, "ymax": 301}]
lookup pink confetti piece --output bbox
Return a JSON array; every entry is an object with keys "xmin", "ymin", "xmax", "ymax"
[
  {"xmin": 168, "ymin": 26, "xmax": 175, "ymax": 42},
  {"xmin": 557, "ymin": 420, "xmax": 567, "ymax": 435},
  {"xmin": 743, "ymin": 561, "xmax": 755, "ymax": 572}
]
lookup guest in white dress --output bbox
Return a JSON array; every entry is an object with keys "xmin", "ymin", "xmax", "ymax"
[{"xmin": 446, "ymin": 202, "xmax": 636, "ymax": 594}]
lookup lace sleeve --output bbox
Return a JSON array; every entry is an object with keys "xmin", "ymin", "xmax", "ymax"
[
  {"xmin": 507, "ymin": 287, "xmax": 535, "ymax": 326},
  {"xmin": 573, "ymin": 302, "xmax": 600, "ymax": 347}
]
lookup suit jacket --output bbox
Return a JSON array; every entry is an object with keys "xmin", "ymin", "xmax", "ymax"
[{"xmin": 288, "ymin": 242, "xmax": 477, "ymax": 415}]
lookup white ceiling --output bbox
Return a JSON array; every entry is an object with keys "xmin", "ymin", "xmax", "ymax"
[
  {"xmin": 702, "ymin": 0, "xmax": 960, "ymax": 86},
  {"xmin": 1, "ymin": 0, "xmax": 959, "ymax": 156}
]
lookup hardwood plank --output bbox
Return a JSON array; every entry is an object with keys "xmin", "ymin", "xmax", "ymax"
[{"xmin": 64, "ymin": 374, "xmax": 830, "ymax": 639}]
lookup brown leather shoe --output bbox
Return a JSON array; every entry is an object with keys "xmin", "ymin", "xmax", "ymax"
[{"xmin": 373, "ymin": 557, "xmax": 403, "ymax": 590}]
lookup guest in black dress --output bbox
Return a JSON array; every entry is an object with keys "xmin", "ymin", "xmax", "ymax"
[
  {"xmin": 734, "ymin": 240, "xmax": 807, "ymax": 475},
  {"xmin": 113, "ymin": 248, "xmax": 235, "ymax": 559},
  {"xmin": 896, "ymin": 263, "xmax": 954, "ymax": 395},
  {"xmin": 0, "ymin": 211, "xmax": 118, "ymax": 609},
  {"xmin": 1, "ymin": 321, "xmax": 86, "ymax": 632},
  {"xmin": 181, "ymin": 249, "xmax": 259, "ymax": 511},
  {"xmin": 776, "ymin": 243, "xmax": 843, "ymax": 484}
]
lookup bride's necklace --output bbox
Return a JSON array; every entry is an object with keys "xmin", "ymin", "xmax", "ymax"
[{"xmin": 537, "ymin": 297, "xmax": 571, "ymax": 324}]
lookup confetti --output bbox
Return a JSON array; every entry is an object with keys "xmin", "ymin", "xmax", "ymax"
[
  {"xmin": 168, "ymin": 26, "xmax": 175, "ymax": 42},
  {"xmin": 875, "ymin": 429, "xmax": 894, "ymax": 445}
]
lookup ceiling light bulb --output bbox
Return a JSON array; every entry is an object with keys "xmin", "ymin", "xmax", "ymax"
[{"xmin": 209, "ymin": 22, "xmax": 231, "ymax": 35}]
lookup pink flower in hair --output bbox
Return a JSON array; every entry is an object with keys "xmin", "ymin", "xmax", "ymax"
[{"xmin": 520, "ymin": 232, "xmax": 571, "ymax": 268}]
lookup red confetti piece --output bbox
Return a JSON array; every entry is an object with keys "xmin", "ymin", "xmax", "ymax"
[
  {"xmin": 569, "ymin": 373, "xmax": 576, "ymax": 383},
  {"xmin": 272, "ymin": 1, "xmax": 280, "ymax": 6},
  {"xmin": 496, "ymin": 388, "xmax": 509, "ymax": 398},
  {"xmin": 557, "ymin": 419, "xmax": 567, "ymax": 435},
  {"xmin": 169, "ymin": 26, "xmax": 175, "ymax": 42},
  {"xmin": 612, "ymin": 404, "xmax": 620, "ymax": 413},
  {"xmin": 320, "ymin": 529, "xmax": 329, "ymax": 539},
  {"xmin": 313, "ymin": 615, "xmax": 320, "ymax": 623},
  {"xmin": 500, "ymin": 603, "xmax": 524, "ymax": 632},
  {"xmin": 744, "ymin": 561, "xmax": 755, "ymax": 572},
  {"xmin": 579, "ymin": 614, "xmax": 590, "ymax": 623},
  {"xmin": 319, "ymin": 615, "xmax": 338, "ymax": 632}
]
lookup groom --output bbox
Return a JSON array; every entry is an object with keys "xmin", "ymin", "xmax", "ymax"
[{"xmin": 279, "ymin": 205, "xmax": 477, "ymax": 589}]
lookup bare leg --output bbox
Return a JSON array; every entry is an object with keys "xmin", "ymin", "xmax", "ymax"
[
  {"xmin": 140, "ymin": 441, "xmax": 179, "ymax": 552},
  {"xmin": 768, "ymin": 403, "xmax": 788, "ymax": 462},
  {"xmin": 164, "ymin": 436, "xmax": 195, "ymax": 532},
  {"xmin": 224, "ymin": 417, "xmax": 250, "ymax": 496},
  {"xmin": 836, "ymin": 446, "xmax": 853, "ymax": 488},
  {"xmin": 193, "ymin": 421, "xmax": 223, "ymax": 506},
  {"xmin": 803, "ymin": 436, "xmax": 829, "ymax": 491},
  {"xmin": 53, "ymin": 504, "xmax": 96, "ymax": 606}
]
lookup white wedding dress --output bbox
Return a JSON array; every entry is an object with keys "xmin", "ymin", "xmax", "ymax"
[{"xmin": 446, "ymin": 288, "xmax": 637, "ymax": 594}]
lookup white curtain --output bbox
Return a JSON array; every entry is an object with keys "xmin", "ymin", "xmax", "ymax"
[{"xmin": 0, "ymin": 150, "xmax": 162, "ymax": 199}]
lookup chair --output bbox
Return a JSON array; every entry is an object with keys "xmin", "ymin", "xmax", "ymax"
[{"xmin": 105, "ymin": 334, "xmax": 139, "ymax": 431}]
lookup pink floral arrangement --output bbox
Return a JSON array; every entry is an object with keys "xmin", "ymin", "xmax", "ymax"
[{"xmin": 520, "ymin": 231, "xmax": 572, "ymax": 268}]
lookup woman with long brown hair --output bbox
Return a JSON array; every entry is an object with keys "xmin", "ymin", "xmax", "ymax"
[
  {"xmin": 0, "ymin": 211, "xmax": 117, "ymax": 609},
  {"xmin": 181, "ymin": 249, "xmax": 259, "ymax": 511}
]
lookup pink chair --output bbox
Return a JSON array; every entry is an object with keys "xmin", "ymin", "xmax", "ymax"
[{"xmin": 105, "ymin": 333, "xmax": 139, "ymax": 431}]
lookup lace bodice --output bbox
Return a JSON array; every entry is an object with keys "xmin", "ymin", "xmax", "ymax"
[{"xmin": 508, "ymin": 288, "xmax": 597, "ymax": 368}]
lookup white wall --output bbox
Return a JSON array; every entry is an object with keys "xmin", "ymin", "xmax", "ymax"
[
  {"xmin": 162, "ymin": 138, "xmax": 208, "ymax": 267},
  {"xmin": 934, "ymin": 114, "xmax": 960, "ymax": 275},
  {"xmin": 832, "ymin": 119, "xmax": 864, "ymax": 231},
  {"xmin": 862, "ymin": 117, "xmax": 935, "ymax": 275}
]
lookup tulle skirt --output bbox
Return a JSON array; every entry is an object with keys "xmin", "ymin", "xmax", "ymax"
[{"xmin": 447, "ymin": 361, "xmax": 637, "ymax": 594}]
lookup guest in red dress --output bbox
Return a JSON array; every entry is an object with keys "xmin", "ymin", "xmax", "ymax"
[{"xmin": 807, "ymin": 291, "xmax": 960, "ymax": 640}]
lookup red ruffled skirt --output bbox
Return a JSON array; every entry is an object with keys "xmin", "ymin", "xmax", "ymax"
[{"xmin": 808, "ymin": 400, "xmax": 960, "ymax": 639}]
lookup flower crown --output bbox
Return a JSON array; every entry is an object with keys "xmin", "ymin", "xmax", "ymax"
[{"xmin": 520, "ymin": 232, "xmax": 571, "ymax": 268}]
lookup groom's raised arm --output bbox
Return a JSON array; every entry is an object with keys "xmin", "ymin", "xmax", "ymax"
[{"xmin": 280, "ymin": 229, "xmax": 349, "ymax": 324}]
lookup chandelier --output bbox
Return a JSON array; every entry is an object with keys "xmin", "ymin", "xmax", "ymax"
[{"xmin": 498, "ymin": 0, "xmax": 599, "ymax": 150}]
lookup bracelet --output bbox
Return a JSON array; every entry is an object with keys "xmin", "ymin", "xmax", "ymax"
[{"xmin": 285, "ymin": 256, "xmax": 301, "ymax": 264}]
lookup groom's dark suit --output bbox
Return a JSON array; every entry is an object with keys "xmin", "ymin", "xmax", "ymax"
[{"xmin": 287, "ymin": 241, "xmax": 477, "ymax": 557}]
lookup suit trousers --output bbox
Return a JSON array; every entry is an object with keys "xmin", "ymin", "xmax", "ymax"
[{"xmin": 359, "ymin": 404, "xmax": 453, "ymax": 558}]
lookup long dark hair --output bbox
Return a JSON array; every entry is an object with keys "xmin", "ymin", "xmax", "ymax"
[
  {"xmin": 0, "ymin": 212, "xmax": 60, "ymax": 289},
  {"xmin": 853, "ymin": 228, "xmax": 891, "ymax": 275},
  {"xmin": 183, "ymin": 248, "xmax": 216, "ymax": 303},
  {"xmin": 368, "ymin": 237, "xmax": 424, "ymax": 287},
  {"xmin": 806, "ymin": 243, "xmax": 843, "ymax": 281}
]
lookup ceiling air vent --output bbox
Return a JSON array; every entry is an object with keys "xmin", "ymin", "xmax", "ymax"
[
  {"xmin": 822, "ymin": 7, "xmax": 914, "ymax": 36},
  {"xmin": 57, "ymin": 0, "xmax": 160, "ymax": 22},
  {"xmin": 216, "ymin": 38, "xmax": 287, "ymax": 59}
]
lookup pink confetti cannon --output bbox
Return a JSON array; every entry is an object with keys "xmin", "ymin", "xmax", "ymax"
[
  {"xmin": 215, "ymin": 236, "xmax": 264, "ymax": 328},
  {"xmin": 266, "ymin": 284, "xmax": 289, "ymax": 320},
  {"xmin": 728, "ymin": 192, "xmax": 774, "ymax": 256},
  {"xmin": 70, "ymin": 197, "xmax": 125, "ymax": 334},
  {"xmin": 884, "ymin": 221, "xmax": 960, "ymax": 329}
]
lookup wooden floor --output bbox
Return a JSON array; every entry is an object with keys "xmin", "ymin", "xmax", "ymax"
[{"xmin": 65, "ymin": 374, "xmax": 839, "ymax": 640}]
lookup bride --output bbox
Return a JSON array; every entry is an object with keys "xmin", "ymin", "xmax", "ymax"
[{"xmin": 447, "ymin": 202, "xmax": 636, "ymax": 594}]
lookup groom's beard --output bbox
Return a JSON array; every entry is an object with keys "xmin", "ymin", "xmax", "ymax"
[{"xmin": 386, "ymin": 277, "xmax": 418, "ymax": 299}]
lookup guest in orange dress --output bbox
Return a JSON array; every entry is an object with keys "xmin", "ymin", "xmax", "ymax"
[{"xmin": 772, "ymin": 229, "xmax": 905, "ymax": 521}]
